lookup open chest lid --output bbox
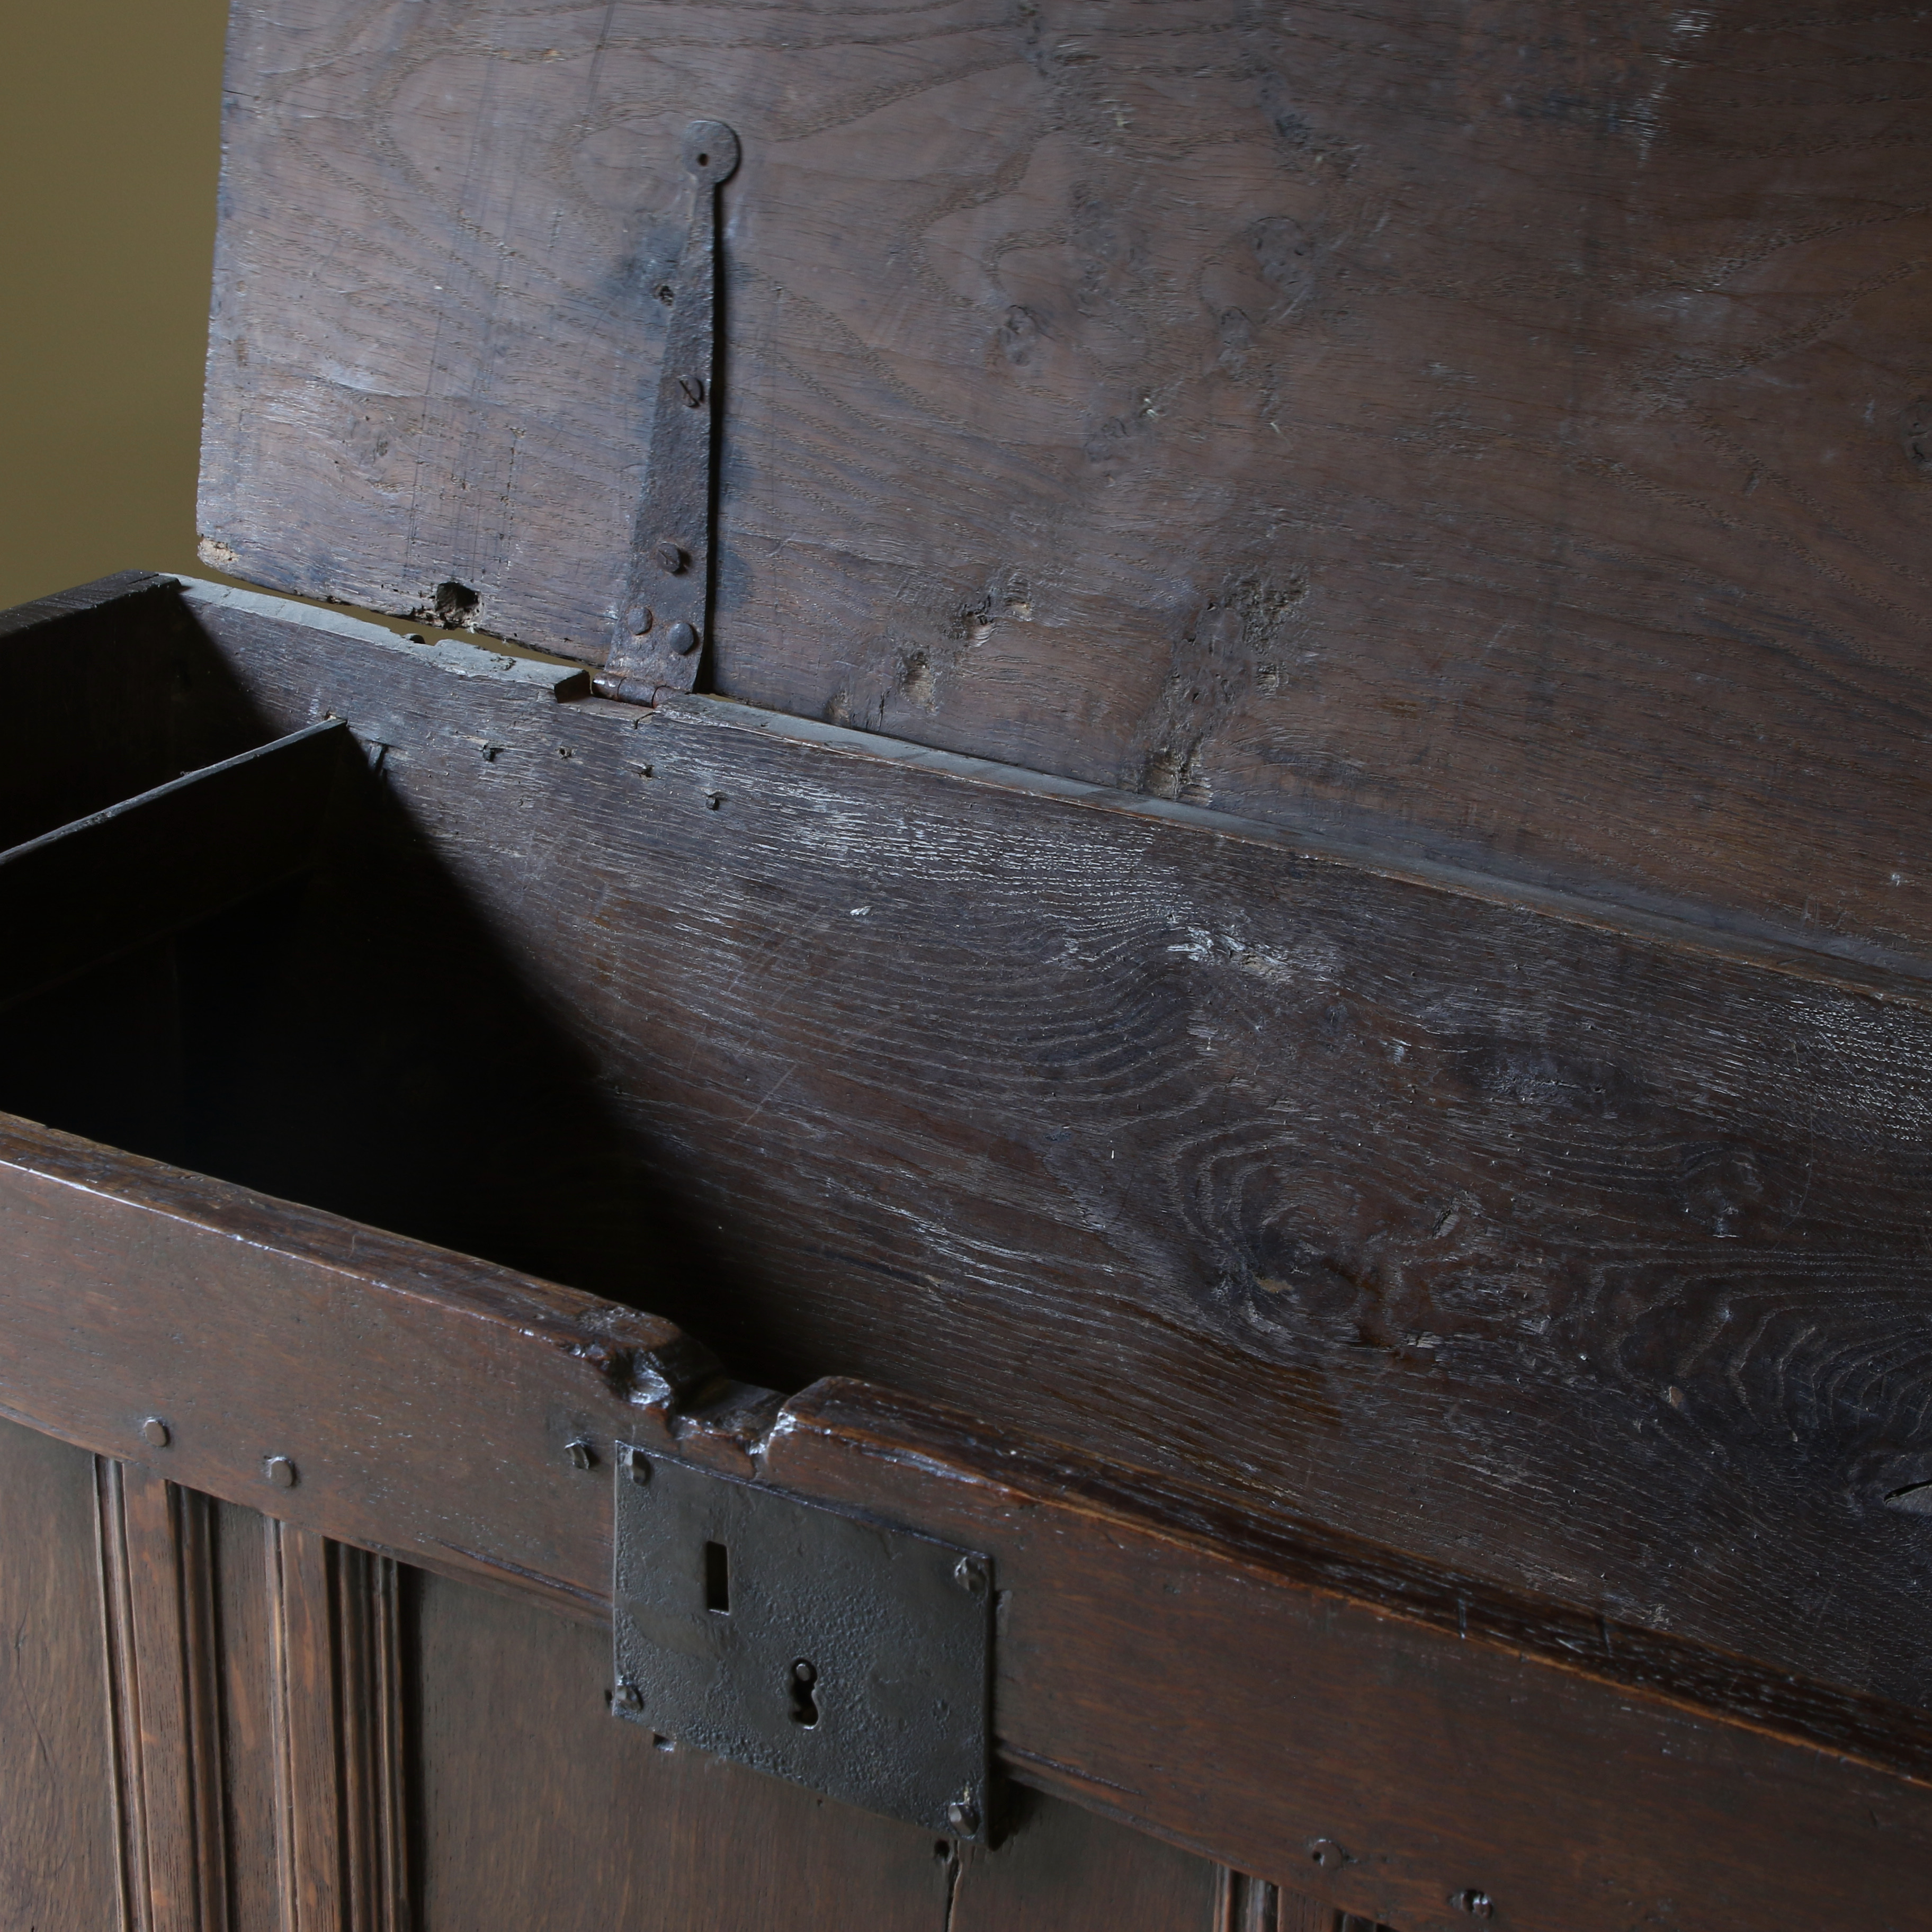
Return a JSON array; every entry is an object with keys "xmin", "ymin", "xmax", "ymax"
[{"xmin": 196, "ymin": 0, "xmax": 1932, "ymax": 972}]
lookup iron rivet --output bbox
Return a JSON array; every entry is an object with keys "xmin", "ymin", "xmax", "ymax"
[
  {"xmin": 611, "ymin": 1683, "xmax": 643, "ymax": 1715},
  {"xmin": 1456, "ymin": 1891, "xmax": 1494, "ymax": 1920},
  {"xmin": 953, "ymin": 1557, "xmax": 987, "ymax": 1594},
  {"xmin": 566, "ymin": 1440, "xmax": 594, "ymax": 1471},
  {"xmin": 263, "ymin": 1455, "xmax": 297, "ymax": 1490},
  {"xmin": 678, "ymin": 374, "xmax": 705, "ymax": 407},
  {"xmin": 947, "ymin": 1799, "xmax": 980, "ymax": 1837},
  {"xmin": 792, "ymin": 1660, "xmax": 817, "ymax": 1685},
  {"xmin": 140, "ymin": 1417, "xmax": 171, "ymax": 1449},
  {"xmin": 627, "ymin": 604, "xmax": 654, "ymax": 636},
  {"xmin": 666, "ymin": 621, "xmax": 699, "ymax": 655},
  {"xmin": 654, "ymin": 541, "xmax": 687, "ymax": 575}
]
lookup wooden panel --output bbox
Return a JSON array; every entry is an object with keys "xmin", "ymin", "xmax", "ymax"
[
  {"xmin": 414, "ymin": 1561, "xmax": 956, "ymax": 1932},
  {"xmin": 2, "ymin": 1115, "xmax": 1932, "ymax": 1929},
  {"xmin": 0, "ymin": 1418, "xmax": 122, "ymax": 1930},
  {"xmin": 266, "ymin": 1525, "xmax": 409, "ymax": 1932},
  {"xmin": 210, "ymin": 1498, "xmax": 290, "ymax": 1932},
  {"xmin": 98, "ymin": 1461, "xmax": 231, "ymax": 1931},
  {"xmin": 948, "ymin": 1793, "xmax": 1221, "ymax": 1932},
  {"xmin": 201, "ymin": 0, "xmax": 1932, "ymax": 960},
  {"xmin": 416, "ymin": 1555, "xmax": 1222, "ymax": 1932},
  {"xmin": 166, "ymin": 579, "xmax": 1932, "ymax": 1720}
]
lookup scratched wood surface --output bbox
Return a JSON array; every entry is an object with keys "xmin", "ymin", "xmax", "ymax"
[
  {"xmin": 10, "ymin": 574, "xmax": 1910, "ymax": 1728},
  {"xmin": 201, "ymin": 0, "xmax": 1932, "ymax": 963}
]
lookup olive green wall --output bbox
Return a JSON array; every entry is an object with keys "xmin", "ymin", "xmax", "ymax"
[{"xmin": 0, "ymin": 1, "xmax": 231, "ymax": 610}]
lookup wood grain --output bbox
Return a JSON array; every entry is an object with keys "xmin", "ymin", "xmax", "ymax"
[
  {"xmin": 200, "ymin": 0, "xmax": 1932, "ymax": 963},
  {"xmin": 98, "ymin": 1462, "xmax": 232, "ymax": 1932},
  {"xmin": 151, "ymin": 577, "xmax": 1932, "ymax": 1723},
  {"xmin": 266, "ymin": 1524, "xmax": 409, "ymax": 1932},
  {"xmin": 4, "ymin": 1110, "xmax": 1932, "ymax": 1928},
  {"xmin": 0, "ymin": 1419, "xmax": 123, "ymax": 1931},
  {"xmin": 414, "ymin": 1558, "xmax": 959, "ymax": 1932}
]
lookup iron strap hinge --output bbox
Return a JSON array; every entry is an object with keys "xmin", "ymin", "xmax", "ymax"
[
  {"xmin": 609, "ymin": 1443, "xmax": 994, "ymax": 1836},
  {"xmin": 595, "ymin": 120, "xmax": 740, "ymax": 706}
]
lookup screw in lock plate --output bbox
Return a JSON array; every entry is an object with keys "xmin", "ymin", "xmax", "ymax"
[
  {"xmin": 611, "ymin": 1682, "xmax": 643, "ymax": 1716},
  {"xmin": 946, "ymin": 1795, "xmax": 980, "ymax": 1837},
  {"xmin": 618, "ymin": 1444, "xmax": 652, "ymax": 1487},
  {"xmin": 654, "ymin": 540, "xmax": 687, "ymax": 575},
  {"xmin": 953, "ymin": 1556, "xmax": 987, "ymax": 1595},
  {"xmin": 140, "ymin": 1417, "xmax": 171, "ymax": 1449},
  {"xmin": 677, "ymin": 374, "xmax": 705, "ymax": 407}
]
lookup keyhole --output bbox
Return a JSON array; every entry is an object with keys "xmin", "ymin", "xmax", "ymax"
[
  {"xmin": 696, "ymin": 150, "xmax": 710, "ymax": 167},
  {"xmin": 703, "ymin": 1541, "xmax": 730, "ymax": 1614},
  {"xmin": 788, "ymin": 1659, "xmax": 819, "ymax": 1728}
]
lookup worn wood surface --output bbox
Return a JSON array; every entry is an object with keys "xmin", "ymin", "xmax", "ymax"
[
  {"xmin": 3, "ymin": 1108, "xmax": 1932, "ymax": 1928},
  {"xmin": 0, "ymin": 1419, "xmax": 122, "ymax": 1930},
  {"xmin": 416, "ymin": 1561, "xmax": 1221, "ymax": 1932},
  {"xmin": 201, "ymin": 0, "xmax": 1932, "ymax": 962},
  {"xmin": 112, "ymin": 576, "xmax": 1932, "ymax": 1724}
]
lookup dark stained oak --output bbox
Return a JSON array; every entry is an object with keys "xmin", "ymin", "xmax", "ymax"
[
  {"xmin": 97, "ymin": 1462, "xmax": 231, "ymax": 1932},
  {"xmin": 3, "ymin": 1103, "xmax": 1932, "ymax": 1928},
  {"xmin": 414, "ymin": 1559, "xmax": 959, "ymax": 1932},
  {"xmin": 138, "ymin": 574, "xmax": 1932, "ymax": 1725},
  {"xmin": 200, "ymin": 0, "xmax": 1932, "ymax": 967},
  {"xmin": 949, "ymin": 1793, "xmax": 1223, "ymax": 1932},
  {"xmin": 0, "ymin": 1419, "xmax": 123, "ymax": 1931}
]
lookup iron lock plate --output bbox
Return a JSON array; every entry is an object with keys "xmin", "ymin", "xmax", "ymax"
[{"xmin": 611, "ymin": 1446, "xmax": 992, "ymax": 1835}]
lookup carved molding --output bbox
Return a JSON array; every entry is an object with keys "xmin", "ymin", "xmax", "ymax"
[
  {"xmin": 266, "ymin": 1522, "xmax": 410, "ymax": 1932},
  {"xmin": 96, "ymin": 1460, "xmax": 230, "ymax": 1932}
]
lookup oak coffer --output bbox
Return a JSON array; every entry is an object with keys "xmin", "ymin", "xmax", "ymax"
[{"xmin": 5, "ymin": 3, "xmax": 1932, "ymax": 1929}]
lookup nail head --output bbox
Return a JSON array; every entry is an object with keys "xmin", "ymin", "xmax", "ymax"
[
  {"xmin": 611, "ymin": 1682, "xmax": 643, "ymax": 1715},
  {"xmin": 140, "ymin": 1417, "xmax": 171, "ymax": 1449},
  {"xmin": 666, "ymin": 621, "xmax": 699, "ymax": 655},
  {"xmin": 946, "ymin": 1799, "xmax": 980, "ymax": 1837},
  {"xmin": 566, "ymin": 1439, "xmax": 594, "ymax": 1471},
  {"xmin": 263, "ymin": 1455, "xmax": 297, "ymax": 1490},
  {"xmin": 627, "ymin": 604, "xmax": 654, "ymax": 636}
]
